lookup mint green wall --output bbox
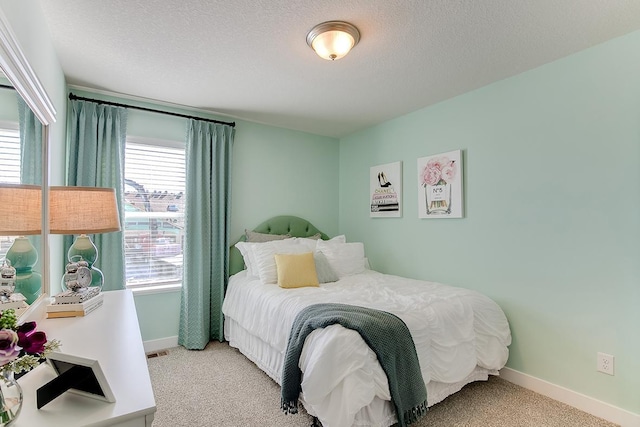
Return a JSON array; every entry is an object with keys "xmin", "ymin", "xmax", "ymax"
[
  {"xmin": 0, "ymin": 85, "xmax": 18, "ymax": 121},
  {"xmin": 0, "ymin": 1, "xmax": 68, "ymax": 291},
  {"xmin": 71, "ymin": 90, "xmax": 339, "ymax": 342},
  {"xmin": 230, "ymin": 120, "xmax": 339, "ymax": 239},
  {"xmin": 339, "ymin": 31, "xmax": 640, "ymax": 414}
]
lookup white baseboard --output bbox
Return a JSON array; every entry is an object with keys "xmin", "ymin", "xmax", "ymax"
[
  {"xmin": 500, "ymin": 367, "xmax": 640, "ymax": 427},
  {"xmin": 143, "ymin": 336, "xmax": 178, "ymax": 354}
]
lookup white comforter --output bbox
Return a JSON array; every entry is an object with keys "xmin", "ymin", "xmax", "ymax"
[{"xmin": 222, "ymin": 270, "xmax": 511, "ymax": 427}]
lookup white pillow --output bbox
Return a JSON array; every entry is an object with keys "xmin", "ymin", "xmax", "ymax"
[
  {"xmin": 235, "ymin": 241, "xmax": 259, "ymax": 277},
  {"xmin": 315, "ymin": 240, "xmax": 365, "ymax": 278},
  {"xmin": 253, "ymin": 240, "xmax": 310, "ymax": 284},
  {"xmin": 292, "ymin": 237, "xmax": 319, "ymax": 251},
  {"xmin": 328, "ymin": 234, "xmax": 346, "ymax": 243},
  {"xmin": 236, "ymin": 239, "xmax": 295, "ymax": 277},
  {"xmin": 292, "ymin": 234, "xmax": 346, "ymax": 252}
]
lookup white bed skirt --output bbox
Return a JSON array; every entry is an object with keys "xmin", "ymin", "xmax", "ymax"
[{"xmin": 224, "ymin": 317, "xmax": 498, "ymax": 427}]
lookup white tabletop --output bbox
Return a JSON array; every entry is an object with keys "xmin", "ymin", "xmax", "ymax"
[{"xmin": 15, "ymin": 289, "xmax": 156, "ymax": 427}]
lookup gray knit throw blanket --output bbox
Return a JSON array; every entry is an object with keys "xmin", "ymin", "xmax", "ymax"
[{"xmin": 281, "ymin": 303, "xmax": 427, "ymax": 426}]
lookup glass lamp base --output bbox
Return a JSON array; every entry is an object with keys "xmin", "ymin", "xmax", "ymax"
[
  {"xmin": 5, "ymin": 238, "xmax": 41, "ymax": 305},
  {"xmin": 63, "ymin": 235, "xmax": 104, "ymax": 292}
]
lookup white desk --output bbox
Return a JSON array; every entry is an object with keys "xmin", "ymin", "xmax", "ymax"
[{"xmin": 16, "ymin": 289, "xmax": 156, "ymax": 427}]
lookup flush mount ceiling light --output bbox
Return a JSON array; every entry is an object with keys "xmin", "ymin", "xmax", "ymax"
[{"xmin": 306, "ymin": 21, "xmax": 360, "ymax": 61}]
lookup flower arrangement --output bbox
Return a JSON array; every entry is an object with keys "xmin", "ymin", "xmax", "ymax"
[
  {"xmin": 420, "ymin": 156, "xmax": 457, "ymax": 187},
  {"xmin": 0, "ymin": 309, "xmax": 61, "ymax": 375}
]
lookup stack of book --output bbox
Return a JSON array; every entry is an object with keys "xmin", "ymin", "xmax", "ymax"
[{"xmin": 46, "ymin": 287, "xmax": 103, "ymax": 319}]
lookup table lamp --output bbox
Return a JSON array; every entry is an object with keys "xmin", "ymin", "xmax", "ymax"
[
  {"xmin": 0, "ymin": 183, "xmax": 42, "ymax": 304},
  {"xmin": 49, "ymin": 186, "xmax": 121, "ymax": 291}
]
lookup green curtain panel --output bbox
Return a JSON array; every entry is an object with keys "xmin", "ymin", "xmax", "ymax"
[
  {"xmin": 179, "ymin": 119, "xmax": 235, "ymax": 349},
  {"xmin": 65, "ymin": 99, "xmax": 127, "ymax": 292},
  {"xmin": 17, "ymin": 96, "xmax": 42, "ymax": 185},
  {"xmin": 17, "ymin": 96, "xmax": 43, "ymax": 302}
]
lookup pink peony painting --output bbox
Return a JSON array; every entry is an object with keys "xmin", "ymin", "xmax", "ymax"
[{"xmin": 417, "ymin": 150, "xmax": 463, "ymax": 218}]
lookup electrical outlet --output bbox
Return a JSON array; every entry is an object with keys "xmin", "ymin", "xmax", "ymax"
[{"xmin": 597, "ymin": 352, "xmax": 614, "ymax": 375}]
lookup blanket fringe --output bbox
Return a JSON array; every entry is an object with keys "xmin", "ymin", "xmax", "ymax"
[
  {"xmin": 404, "ymin": 400, "xmax": 428, "ymax": 425},
  {"xmin": 281, "ymin": 398, "xmax": 299, "ymax": 415}
]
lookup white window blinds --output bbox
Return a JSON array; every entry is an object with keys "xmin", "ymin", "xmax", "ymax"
[
  {"xmin": 124, "ymin": 138, "xmax": 186, "ymax": 289},
  {"xmin": 0, "ymin": 127, "xmax": 20, "ymax": 184}
]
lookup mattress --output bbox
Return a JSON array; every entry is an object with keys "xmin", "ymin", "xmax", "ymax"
[{"xmin": 222, "ymin": 269, "xmax": 511, "ymax": 427}]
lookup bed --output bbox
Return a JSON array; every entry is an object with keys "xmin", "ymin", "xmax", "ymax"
[{"xmin": 223, "ymin": 216, "xmax": 511, "ymax": 427}]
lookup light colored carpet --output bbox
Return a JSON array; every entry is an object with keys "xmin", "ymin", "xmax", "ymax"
[{"xmin": 146, "ymin": 341, "xmax": 618, "ymax": 427}]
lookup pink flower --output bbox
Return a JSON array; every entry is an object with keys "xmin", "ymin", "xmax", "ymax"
[
  {"xmin": 422, "ymin": 165, "xmax": 441, "ymax": 186},
  {"xmin": 0, "ymin": 329, "xmax": 20, "ymax": 365},
  {"xmin": 440, "ymin": 161, "xmax": 457, "ymax": 183},
  {"xmin": 426, "ymin": 157, "xmax": 447, "ymax": 171},
  {"xmin": 422, "ymin": 156, "xmax": 457, "ymax": 186}
]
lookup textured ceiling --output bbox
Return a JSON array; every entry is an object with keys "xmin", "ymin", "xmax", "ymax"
[{"xmin": 38, "ymin": 0, "xmax": 640, "ymax": 138}]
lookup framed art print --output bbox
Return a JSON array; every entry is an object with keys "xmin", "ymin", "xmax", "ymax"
[
  {"xmin": 370, "ymin": 161, "xmax": 402, "ymax": 218},
  {"xmin": 417, "ymin": 150, "xmax": 463, "ymax": 218}
]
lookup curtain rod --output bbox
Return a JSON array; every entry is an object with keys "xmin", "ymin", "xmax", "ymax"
[
  {"xmin": 68, "ymin": 93, "xmax": 236, "ymax": 127},
  {"xmin": 0, "ymin": 84, "xmax": 15, "ymax": 90}
]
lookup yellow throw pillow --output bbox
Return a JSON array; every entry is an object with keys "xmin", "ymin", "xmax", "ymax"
[{"xmin": 274, "ymin": 252, "xmax": 319, "ymax": 288}]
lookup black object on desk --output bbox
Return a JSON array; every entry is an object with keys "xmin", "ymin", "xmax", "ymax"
[{"xmin": 36, "ymin": 352, "xmax": 115, "ymax": 409}]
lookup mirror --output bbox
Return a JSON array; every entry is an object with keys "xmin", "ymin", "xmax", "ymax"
[
  {"xmin": 0, "ymin": 73, "xmax": 44, "ymax": 305},
  {"xmin": 0, "ymin": 11, "xmax": 57, "ymax": 312}
]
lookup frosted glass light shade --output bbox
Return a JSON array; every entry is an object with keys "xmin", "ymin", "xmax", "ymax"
[
  {"xmin": 49, "ymin": 186, "xmax": 121, "ymax": 235},
  {"xmin": 0, "ymin": 184, "xmax": 42, "ymax": 235},
  {"xmin": 307, "ymin": 21, "xmax": 360, "ymax": 61}
]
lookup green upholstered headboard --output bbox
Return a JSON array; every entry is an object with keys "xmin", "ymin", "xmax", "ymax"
[{"xmin": 229, "ymin": 215, "xmax": 329, "ymax": 276}]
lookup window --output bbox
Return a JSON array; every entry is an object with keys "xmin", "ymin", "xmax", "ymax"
[
  {"xmin": 124, "ymin": 137, "xmax": 185, "ymax": 290},
  {"xmin": 0, "ymin": 125, "xmax": 20, "ymax": 184},
  {"xmin": 0, "ymin": 124, "xmax": 20, "ymax": 261}
]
